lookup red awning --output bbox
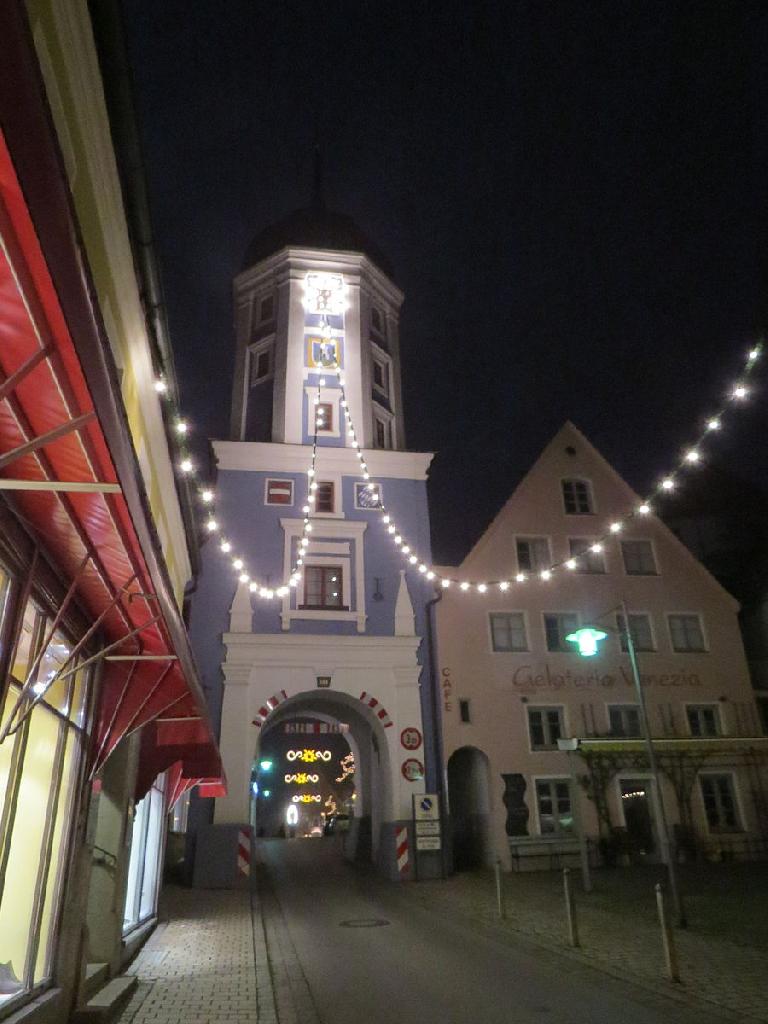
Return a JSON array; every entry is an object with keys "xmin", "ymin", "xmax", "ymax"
[{"xmin": 0, "ymin": 124, "xmax": 223, "ymax": 797}]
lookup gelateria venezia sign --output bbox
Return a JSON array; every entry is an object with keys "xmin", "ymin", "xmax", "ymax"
[{"xmin": 511, "ymin": 663, "xmax": 703, "ymax": 691}]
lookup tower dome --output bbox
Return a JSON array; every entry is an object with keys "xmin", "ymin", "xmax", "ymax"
[{"xmin": 241, "ymin": 202, "xmax": 393, "ymax": 279}]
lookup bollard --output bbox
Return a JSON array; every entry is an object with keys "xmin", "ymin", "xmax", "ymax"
[
  {"xmin": 563, "ymin": 868, "xmax": 580, "ymax": 948},
  {"xmin": 655, "ymin": 883, "xmax": 681, "ymax": 983},
  {"xmin": 494, "ymin": 859, "xmax": 506, "ymax": 920}
]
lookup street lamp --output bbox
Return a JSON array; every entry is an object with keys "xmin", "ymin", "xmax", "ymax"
[{"xmin": 566, "ymin": 607, "xmax": 686, "ymax": 928}]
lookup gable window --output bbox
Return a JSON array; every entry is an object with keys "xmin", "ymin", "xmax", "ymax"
[
  {"xmin": 544, "ymin": 613, "xmax": 579, "ymax": 653},
  {"xmin": 302, "ymin": 566, "xmax": 345, "ymax": 609},
  {"xmin": 315, "ymin": 402, "xmax": 333, "ymax": 433},
  {"xmin": 250, "ymin": 344, "xmax": 273, "ymax": 386},
  {"xmin": 315, "ymin": 481, "xmax": 335, "ymax": 514},
  {"xmin": 528, "ymin": 707, "xmax": 564, "ymax": 749},
  {"xmin": 699, "ymin": 775, "xmax": 740, "ymax": 833},
  {"xmin": 516, "ymin": 537, "xmax": 550, "ymax": 573},
  {"xmin": 621, "ymin": 540, "xmax": 657, "ymax": 575},
  {"xmin": 489, "ymin": 612, "xmax": 528, "ymax": 652},
  {"xmin": 259, "ymin": 294, "xmax": 274, "ymax": 322},
  {"xmin": 265, "ymin": 479, "xmax": 294, "ymax": 506},
  {"xmin": 608, "ymin": 704, "xmax": 642, "ymax": 738},
  {"xmin": 568, "ymin": 538, "xmax": 605, "ymax": 574},
  {"xmin": 616, "ymin": 613, "xmax": 655, "ymax": 653},
  {"xmin": 562, "ymin": 479, "xmax": 593, "ymax": 515},
  {"xmin": 669, "ymin": 614, "xmax": 706, "ymax": 653},
  {"xmin": 687, "ymin": 704, "xmax": 719, "ymax": 737},
  {"xmin": 536, "ymin": 779, "xmax": 573, "ymax": 834}
]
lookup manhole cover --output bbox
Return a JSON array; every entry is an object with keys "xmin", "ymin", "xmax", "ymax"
[{"xmin": 339, "ymin": 918, "xmax": 390, "ymax": 928}]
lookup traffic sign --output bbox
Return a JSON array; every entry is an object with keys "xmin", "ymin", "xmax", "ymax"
[
  {"xmin": 413, "ymin": 794, "xmax": 439, "ymax": 820},
  {"xmin": 401, "ymin": 758, "xmax": 424, "ymax": 782},
  {"xmin": 400, "ymin": 726, "xmax": 423, "ymax": 750}
]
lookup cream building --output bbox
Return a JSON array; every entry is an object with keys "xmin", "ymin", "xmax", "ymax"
[{"xmin": 437, "ymin": 422, "xmax": 768, "ymax": 872}]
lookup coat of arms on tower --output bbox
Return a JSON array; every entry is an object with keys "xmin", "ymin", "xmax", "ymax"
[{"xmin": 306, "ymin": 336, "xmax": 342, "ymax": 368}]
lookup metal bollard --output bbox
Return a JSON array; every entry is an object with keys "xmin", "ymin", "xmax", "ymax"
[
  {"xmin": 494, "ymin": 858, "xmax": 506, "ymax": 920},
  {"xmin": 563, "ymin": 868, "xmax": 580, "ymax": 947},
  {"xmin": 655, "ymin": 883, "xmax": 681, "ymax": 983}
]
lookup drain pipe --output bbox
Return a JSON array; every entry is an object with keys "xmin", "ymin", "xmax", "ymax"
[{"xmin": 424, "ymin": 588, "xmax": 447, "ymax": 878}]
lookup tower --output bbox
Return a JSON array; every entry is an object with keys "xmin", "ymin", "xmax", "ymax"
[{"xmin": 188, "ymin": 200, "xmax": 437, "ymax": 878}]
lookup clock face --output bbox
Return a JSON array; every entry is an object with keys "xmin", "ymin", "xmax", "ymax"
[{"xmin": 355, "ymin": 483, "xmax": 381, "ymax": 509}]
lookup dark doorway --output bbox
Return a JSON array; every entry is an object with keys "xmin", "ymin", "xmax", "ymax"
[
  {"xmin": 447, "ymin": 747, "xmax": 491, "ymax": 871},
  {"xmin": 619, "ymin": 778, "xmax": 656, "ymax": 857}
]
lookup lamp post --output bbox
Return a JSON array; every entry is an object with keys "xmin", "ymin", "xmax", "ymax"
[
  {"xmin": 556, "ymin": 736, "xmax": 592, "ymax": 893},
  {"xmin": 566, "ymin": 611, "xmax": 687, "ymax": 928}
]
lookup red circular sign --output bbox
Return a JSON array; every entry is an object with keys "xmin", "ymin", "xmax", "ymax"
[
  {"xmin": 400, "ymin": 727, "xmax": 423, "ymax": 751},
  {"xmin": 401, "ymin": 758, "xmax": 424, "ymax": 782}
]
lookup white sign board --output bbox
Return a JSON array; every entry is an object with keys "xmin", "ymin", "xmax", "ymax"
[
  {"xmin": 413, "ymin": 794, "xmax": 440, "ymax": 821},
  {"xmin": 415, "ymin": 821, "xmax": 441, "ymax": 836},
  {"xmin": 416, "ymin": 836, "xmax": 442, "ymax": 851}
]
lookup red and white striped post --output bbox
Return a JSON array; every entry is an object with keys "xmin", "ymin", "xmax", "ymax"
[
  {"xmin": 237, "ymin": 826, "xmax": 251, "ymax": 879},
  {"xmin": 395, "ymin": 826, "xmax": 409, "ymax": 879}
]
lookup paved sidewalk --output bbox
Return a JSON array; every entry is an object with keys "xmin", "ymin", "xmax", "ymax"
[
  {"xmin": 405, "ymin": 866, "xmax": 768, "ymax": 1023},
  {"xmin": 115, "ymin": 886, "xmax": 276, "ymax": 1024}
]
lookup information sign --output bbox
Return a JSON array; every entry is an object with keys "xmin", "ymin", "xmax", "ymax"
[
  {"xmin": 415, "ymin": 820, "xmax": 441, "ymax": 836},
  {"xmin": 416, "ymin": 836, "xmax": 442, "ymax": 852}
]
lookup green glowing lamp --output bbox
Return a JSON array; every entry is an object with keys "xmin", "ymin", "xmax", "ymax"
[
  {"xmin": 565, "ymin": 626, "xmax": 608, "ymax": 658},
  {"xmin": 262, "ymin": 789, "xmax": 271, "ymax": 798},
  {"xmin": 259, "ymin": 759, "xmax": 273, "ymax": 772}
]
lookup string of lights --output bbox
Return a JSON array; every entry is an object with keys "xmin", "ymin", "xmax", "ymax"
[{"xmin": 153, "ymin": 341, "xmax": 761, "ymax": 601}]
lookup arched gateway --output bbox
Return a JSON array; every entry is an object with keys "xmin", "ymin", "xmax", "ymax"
[{"xmin": 186, "ymin": 202, "xmax": 440, "ymax": 880}]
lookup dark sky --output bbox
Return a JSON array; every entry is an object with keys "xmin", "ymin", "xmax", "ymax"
[{"xmin": 122, "ymin": 1, "xmax": 767, "ymax": 564}]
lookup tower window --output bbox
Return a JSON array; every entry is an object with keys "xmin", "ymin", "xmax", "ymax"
[
  {"xmin": 259, "ymin": 295, "xmax": 274, "ymax": 322},
  {"xmin": 371, "ymin": 306, "xmax": 383, "ymax": 334},
  {"xmin": 562, "ymin": 479, "xmax": 593, "ymax": 515},
  {"xmin": 250, "ymin": 345, "xmax": 272, "ymax": 386},
  {"xmin": 372, "ymin": 357, "xmax": 389, "ymax": 397},
  {"xmin": 315, "ymin": 481, "xmax": 335, "ymax": 514},
  {"xmin": 374, "ymin": 417, "xmax": 391, "ymax": 449},
  {"xmin": 302, "ymin": 566, "xmax": 345, "ymax": 609},
  {"xmin": 315, "ymin": 402, "xmax": 333, "ymax": 433}
]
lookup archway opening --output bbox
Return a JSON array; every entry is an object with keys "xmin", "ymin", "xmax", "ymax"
[{"xmin": 447, "ymin": 746, "xmax": 492, "ymax": 870}]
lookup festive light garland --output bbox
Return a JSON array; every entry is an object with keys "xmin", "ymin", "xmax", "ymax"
[{"xmin": 154, "ymin": 342, "xmax": 762, "ymax": 599}]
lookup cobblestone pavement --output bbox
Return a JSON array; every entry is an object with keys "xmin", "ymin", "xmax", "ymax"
[
  {"xmin": 114, "ymin": 886, "xmax": 276, "ymax": 1024},
  {"xmin": 403, "ymin": 867, "xmax": 768, "ymax": 1023}
]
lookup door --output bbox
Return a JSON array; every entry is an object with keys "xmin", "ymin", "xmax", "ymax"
[{"xmin": 619, "ymin": 778, "xmax": 656, "ymax": 857}]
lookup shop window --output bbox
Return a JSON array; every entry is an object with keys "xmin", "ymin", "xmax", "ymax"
[
  {"xmin": 265, "ymin": 479, "xmax": 294, "ymax": 506},
  {"xmin": 621, "ymin": 539, "xmax": 657, "ymax": 575},
  {"xmin": 170, "ymin": 790, "xmax": 190, "ymax": 834},
  {"xmin": 0, "ymin": 576, "xmax": 88, "ymax": 1008},
  {"xmin": 489, "ymin": 612, "xmax": 528, "ymax": 652},
  {"xmin": 699, "ymin": 774, "xmax": 741, "ymax": 833},
  {"xmin": 568, "ymin": 538, "xmax": 605, "ymax": 574},
  {"xmin": 315, "ymin": 481, "xmax": 335, "ymax": 514},
  {"xmin": 459, "ymin": 699, "xmax": 471, "ymax": 723},
  {"xmin": 527, "ymin": 707, "xmax": 564, "ymax": 749},
  {"xmin": 302, "ymin": 566, "xmax": 345, "ymax": 610},
  {"xmin": 687, "ymin": 704, "xmax": 720, "ymax": 737},
  {"xmin": 668, "ymin": 614, "xmax": 706, "ymax": 652},
  {"xmin": 543, "ymin": 613, "xmax": 579, "ymax": 653},
  {"xmin": 124, "ymin": 774, "xmax": 167, "ymax": 933},
  {"xmin": 562, "ymin": 479, "xmax": 593, "ymax": 515},
  {"xmin": 608, "ymin": 704, "xmax": 642, "ymax": 738},
  {"xmin": 536, "ymin": 779, "xmax": 573, "ymax": 834},
  {"xmin": 516, "ymin": 537, "xmax": 550, "ymax": 573},
  {"xmin": 616, "ymin": 613, "xmax": 655, "ymax": 653}
]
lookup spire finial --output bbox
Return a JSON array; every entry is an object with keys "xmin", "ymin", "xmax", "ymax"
[{"xmin": 312, "ymin": 147, "xmax": 325, "ymax": 210}]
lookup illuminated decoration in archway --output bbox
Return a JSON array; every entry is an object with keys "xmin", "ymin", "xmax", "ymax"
[
  {"xmin": 284, "ymin": 772, "xmax": 320, "ymax": 785},
  {"xmin": 286, "ymin": 804, "xmax": 299, "ymax": 826},
  {"xmin": 324, "ymin": 795, "xmax": 337, "ymax": 815},
  {"xmin": 292, "ymin": 793, "xmax": 322, "ymax": 803},
  {"xmin": 565, "ymin": 626, "xmax": 608, "ymax": 658},
  {"xmin": 286, "ymin": 749, "xmax": 332, "ymax": 763},
  {"xmin": 336, "ymin": 752, "xmax": 355, "ymax": 783}
]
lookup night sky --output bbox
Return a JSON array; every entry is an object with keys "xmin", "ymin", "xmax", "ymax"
[{"xmin": 121, "ymin": 1, "xmax": 767, "ymax": 564}]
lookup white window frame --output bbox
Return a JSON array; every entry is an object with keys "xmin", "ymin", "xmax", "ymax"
[
  {"xmin": 309, "ymin": 470, "xmax": 343, "ymax": 518},
  {"xmin": 300, "ymin": 558, "xmax": 350, "ymax": 611},
  {"xmin": 531, "ymin": 774, "xmax": 574, "ymax": 836},
  {"xmin": 515, "ymin": 536, "xmax": 552, "ymax": 574},
  {"xmin": 370, "ymin": 339, "xmax": 392, "ymax": 400},
  {"xmin": 353, "ymin": 481, "xmax": 383, "ymax": 511},
  {"xmin": 620, "ymin": 538, "xmax": 659, "ymax": 576},
  {"xmin": 561, "ymin": 478, "xmax": 595, "ymax": 515},
  {"xmin": 526, "ymin": 705, "xmax": 567, "ymax": 751},
  {"xmin": 304, "ymin": 385, "xmax": 341, "ymax": 439},
  {"xmin": 568, "ymin": 536, "xmax": 607, "ymax": 574},
  {"xmin": 280, "ymin": 518, "xmax": 367, "ymax": 632},
  {"xmin": 488, "ymin": 611, "xmax": 529, "ymax": 653},
  {"xmin": 372, "ymin": 402, "xmax": 395, "ymax": 450},
  {"xmin": 264, "ymin": 478, "xmax": 295, "ymax": 507},
  {"xmin": 614, "ymin": 773, "xmax": 660, "ymax": 837},
  {"xmin": 248, "ymin": 337, "xmax": 274, "ymax": 387},
  {"xmin": 257, "ymin": 292, "xmax": 275, "ymax": 323},
  {"xmin": 542, "ymin": 611, "xmax": 580, "ymax": 653},
  {"xmin": 697, "ymin": 770, "xmax": 745, "ymax": 835},
  {"xmin": 616, "ymin": 611, "xmax": 656, "ymax": 653},
  {"xmin": 684, "ymin": 702, "xmax": 721, "ymax": 738},
  {"xmin": 667, "ymin": 612, "xmax": 708, "ymax": 653}
]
